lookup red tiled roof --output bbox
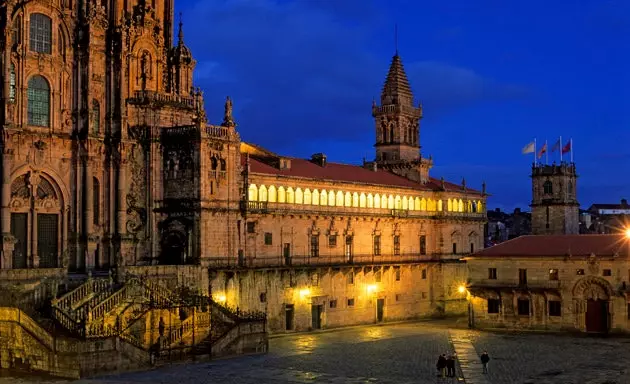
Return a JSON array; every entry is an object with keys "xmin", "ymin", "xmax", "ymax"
[
  {"xmin": 469, "ymin": 234, "xmax": 629, "ymax": 258},
  {"xmin": 242, "ymin": 155, "xmax": 482, "ymax": 195}
]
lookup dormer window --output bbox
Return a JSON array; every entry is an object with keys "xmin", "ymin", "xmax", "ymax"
[{"xmin": 543, "ymin": 180, "xmax": 553, "ymax": 195}]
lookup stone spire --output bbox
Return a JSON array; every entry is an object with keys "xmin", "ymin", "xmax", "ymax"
[
  {"xmin": 380, "ymin": 54, "xmax": 414, "ymax": 107},
  {"xmin": 178, "ymin": 12, "xmax": 184, "ymax": 45}
]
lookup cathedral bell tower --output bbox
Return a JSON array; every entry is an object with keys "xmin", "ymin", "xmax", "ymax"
[
  {"xmin": 371, "ymin": 53, "xmax": 432, "ymax": 183},
  {"xmin": 530, "ymin": 162, "xmax": 580, "ymax": 235}
]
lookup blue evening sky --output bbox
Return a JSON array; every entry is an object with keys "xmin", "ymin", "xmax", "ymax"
[{"xmin": 174, "ymin": 0, "xmax": 630, "ymax": 212}]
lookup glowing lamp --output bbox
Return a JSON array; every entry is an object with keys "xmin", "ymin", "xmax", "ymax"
[
  {"xmin": 458, "ymin": 285, "xmax": 466, "ymax": 294},
  {"xmin": 625, "ymin": 228, "xmax": 630, "ymax": 239},
  {"xmin": 299, "ymin": 288, "xmax": 311, "ymax": 299},
  {"xmin": 215, "ymin": 294, "xmax": 227, "ymax": 303},
  {"xmin": 367, "ymin": 284, "xmax": 377, "ymax": 295}
]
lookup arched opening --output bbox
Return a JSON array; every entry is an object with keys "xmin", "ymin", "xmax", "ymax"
[
  {"xmin": 10, "ymin": 172, "xmax": 63, "ymax": 269},
  {"xmin": 27, "ymin": 76, "xmax": 50, "ymax": 127},
  {"xmin": 159, "ymin": 219, "xmax": 192, "ymax": 265},
  {"xmin": 543, "ymin": 180, "xmax": 553, "ymax": 195}
]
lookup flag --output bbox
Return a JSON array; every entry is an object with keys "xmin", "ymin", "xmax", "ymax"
[
  {"xmin": 522, "ymin": 141, "xmax": 535, "ymax": 154},
  {"xmin": 537, "ymin": 142, "xmax": 547, "ymax": 159},
  {"xmin": 561, "ymin": 140, "xmax": 571, "ymax": 154},
  {"xmin": 551, "ymin": 138, "xmax": 561, "ymax": 152}
]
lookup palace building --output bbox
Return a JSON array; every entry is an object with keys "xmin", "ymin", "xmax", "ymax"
[{"xmin": 0, "ymin": 0, "xmax": 486, "ymax": 377}]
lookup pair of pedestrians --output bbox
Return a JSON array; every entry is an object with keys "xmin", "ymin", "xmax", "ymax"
[{"xmin": 435, "ymin": 353, "xmax": 456, "ymax": 378}]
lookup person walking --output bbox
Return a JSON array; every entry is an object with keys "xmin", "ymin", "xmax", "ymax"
[
  {"xmin": 480, "ymin": 351, "xmax": 490, "ymax": 374},
  {"xmin": 446, "ymin": 353, "xmax": 456, "ymax": 377},
  {"xmin": 436, "ymin": 353, "xmax": 447, "ymax": 378}
]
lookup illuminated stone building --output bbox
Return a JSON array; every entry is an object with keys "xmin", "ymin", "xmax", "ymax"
[
  {"xmin": 0, "ymin": 0, "xmax": 486, "ymax": 377},
  {"xmin": 530, "ymin": 162, "xmax": 579, "ymax": 235},
  {"xmin": 465, "ymin": 234, "xmax": 630, "ymax": 334}
]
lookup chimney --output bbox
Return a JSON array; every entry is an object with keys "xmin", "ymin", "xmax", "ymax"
[
  {"xmin": 310, "ymin": 153, "xmax": 327, "ymax": 167},
  {"xmin": 372, "ymin": 162, "xmax": 378, "ymax": 172}
]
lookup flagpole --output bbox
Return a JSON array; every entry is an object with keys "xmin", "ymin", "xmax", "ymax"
[
  {"xmin": 534, "ymin": 138, "xmax": 537, "ymax": 166},
  {"xmin": 570, "ymin": 138, "xmax": 573, "ymax": 163},
  {"xmin": 559, "ymin": 136, "xmax": 563, "ymax": 163}
]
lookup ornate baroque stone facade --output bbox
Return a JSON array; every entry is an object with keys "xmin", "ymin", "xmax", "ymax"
[{"xmin": 0, "ymin": 0, "xmax": 487, "ymax": 339}]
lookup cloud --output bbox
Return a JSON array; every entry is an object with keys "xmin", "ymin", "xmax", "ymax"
[{"xmin": 179, "ymin": 0, "xmax": 529, "ymax": 154}]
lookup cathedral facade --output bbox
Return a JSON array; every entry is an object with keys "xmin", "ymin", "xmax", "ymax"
[{"xmin": 0, "ymin": 0, "xmax": 487, "ymax": 335}]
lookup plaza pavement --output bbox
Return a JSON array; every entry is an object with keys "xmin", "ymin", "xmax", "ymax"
[{"xmin": 3, "ymin": 321, "xmax": 630, "ymax": 383}]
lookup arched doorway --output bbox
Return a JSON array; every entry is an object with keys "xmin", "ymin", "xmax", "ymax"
[
  {"xmin": 159, "ymin": 218, "xmax": 191, "ymax": 265},
  {"xmin": 573, "ymin": 277, "xmax": 613, "ymax": 333},
  {"xmin": 10, "ymin": 171, "xmax": 64, "ymax": 268}
]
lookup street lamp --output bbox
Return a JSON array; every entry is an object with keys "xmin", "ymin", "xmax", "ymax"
[
  {"xmin": 458, "ymin": 285, "xmax": 467, "ymax": 294},
  {"xmin": 625, "ymin": 228, "xmax": 630, "ymax": 239}
]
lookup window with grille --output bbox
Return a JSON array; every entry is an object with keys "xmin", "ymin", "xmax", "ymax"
[
  {"xmin": 395, "ymin": 267, "xmax": 401, "ymax": 281},
  {"xmin": 328, "ymin": 235, "xmax": 337, "ymax": 247},
  {"xmin": 310, "ymin": 235, "xmax": 319, "ymax": 257},
  {"xmin": 30, "ymin": 14, "xmax": 52, "ymax": 54},
  {"xmin": 488, "ymin": 268, "xmax": 497, "ymax": 279},
  {"xmin": 9, "ymin": 64, "xmax": 16, "ymax": 102},
  {"xmin": 264, "ymin": 232, "xmax": 272, "ymax": 245},
  {"xmin": 543, "ymin": 180, "xmax": 553, "ymax": 194},
  {"xmin": 393, "ymin": 235, "xmax": 400, "ymax": 255},
  {"xmin": 27, "ymin": 76, "xmax": 50, "ymax": 126},
  {"xmin": 373, "ymin": 235, "xmax": 381, "ymax": 256}
]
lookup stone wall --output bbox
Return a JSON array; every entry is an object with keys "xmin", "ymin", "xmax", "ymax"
[{"xmin": 210, "ymin": 262, "xmax": 468, "ymax": 333}]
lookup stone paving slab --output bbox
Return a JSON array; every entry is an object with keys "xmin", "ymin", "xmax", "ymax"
[{"xmin": 5, "ymin": 323, "xmax": 630, "ymax": 384}]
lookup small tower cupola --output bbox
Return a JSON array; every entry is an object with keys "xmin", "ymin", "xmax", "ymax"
[{"xmin": 168, "ymin": 13, "xmax": 196, "ymax": 96}]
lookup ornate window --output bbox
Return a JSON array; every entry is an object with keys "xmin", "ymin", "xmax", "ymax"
[
  {"xmin": 27, "ymin": 76, "xmax": 50, "ymax": 127},
  {"xmin": 92, "ymin": 100, "xmax": 100, "ymax": 134},
  {"xmin": 543, "ymin": 180, "xmax": 553, "ymax": 194},
  {"xmin": 9, "ymin": 64, "xmax": 16, "ymax": 102},
  {"xmin": 29, "ymin": 14, "xmax": 52, "ymax": 54}
]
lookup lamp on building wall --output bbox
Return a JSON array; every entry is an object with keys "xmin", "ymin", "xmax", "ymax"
[
  {"xmin": 625, "ymin": 228, "xmax": 630, "ymax": 239},
  {"xmin": 299, "ymin": 288, "xmax": 311, "ymax": 300},
  {"xmin": 458, "ymin": 285, "xmax": 467, "ymax": 294},
  {"xmin": 366, "ymin": 284, "xmax": 378, "ymax": 295},
  {"xmin": 214, "ymin": 294, "xmax": 227, "ymax": 303}
]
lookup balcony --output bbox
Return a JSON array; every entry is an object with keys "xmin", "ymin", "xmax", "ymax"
[
  {"xmin": 240, "ymin": 200, "xmax": 486, "ymax": 221},
  {"xmin": 205, "ymin": 253, "xmax": 438, "ymax": 269},
  {"xmin": 127, "ymin": 90, "xmax": 195, "ymax": 109},
  {"xmin": 241, "ymin": 201, "xmax": 269, "ymax": 213},
  {"xmin": 468, "ymin": 279, "xmax": 561, "ymax": 290}
]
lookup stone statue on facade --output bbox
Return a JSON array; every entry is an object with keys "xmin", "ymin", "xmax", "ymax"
[{"xmin": 222, "ymin": 96, "xmax": 235, "ymax": 127}]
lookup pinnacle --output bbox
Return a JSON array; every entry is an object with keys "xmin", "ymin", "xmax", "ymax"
[{"xmin": 381, "ymin": 54, "xmax": 414, "ymax": 107}]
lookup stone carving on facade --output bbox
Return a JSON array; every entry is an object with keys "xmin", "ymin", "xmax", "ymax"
[
  {"xmin": 587, "ymin": 253, "xmax": 599, "ymax": 274},
  {"xmin": 222, "ymin": 96, "xmax": 235, "ymax": 127},
  {"xmin": 573, "ymin": 276, "xmax": 613, "ymax": 300}
]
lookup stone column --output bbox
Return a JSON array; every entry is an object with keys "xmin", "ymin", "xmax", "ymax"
[{"xmin": 1, "ymin": 148, "xmax": 14, "ymax": 269}]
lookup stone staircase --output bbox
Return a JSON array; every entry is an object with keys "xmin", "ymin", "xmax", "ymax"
[{"xmin": 1, "ymin": 274, "xmax": 268, "ymax": 379}]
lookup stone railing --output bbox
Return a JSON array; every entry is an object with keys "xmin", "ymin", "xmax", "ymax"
[
  {"xmin": 51, "ymin": 305, "xmax": 84, "ymax": 337},
  {"xmin": 127, "ymin": 90, "xmax": 195, "ymax": 109},
  {"xmin": 242, "ymin": 200, "xmax": 486, "ymax": 221},
  {"xmin": 206, "ymin": 252, "xmax": 438, "ymax": 269},
  {"xmin": 0, "ymin": 307, "xmax": 55, "ymax": 350},
  {"xmin": 205, "ymin": 125, "xmax": 232, "ymax": 139},
  {"xmin": 56, "ymin": 278, "xmax": 112, "ymax": 312},
  {"xmin": 88, "ymin": 284, "xmax": 130, "ymax": 321}
]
